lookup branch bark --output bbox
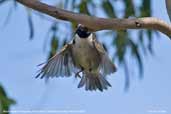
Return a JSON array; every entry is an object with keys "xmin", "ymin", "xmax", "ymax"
[{"xmin": 16, "ymin": 0, "xmax": 171, "ymax": 38}]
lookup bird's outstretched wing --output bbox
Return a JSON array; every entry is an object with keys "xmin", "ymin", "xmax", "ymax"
[
  {"xmin": 36, "ymin": 44, "xmax": 76, "ymax": 79},
  {"xmin": 92, "ymin": 34, "xmax": 117, "ymax": 75}
]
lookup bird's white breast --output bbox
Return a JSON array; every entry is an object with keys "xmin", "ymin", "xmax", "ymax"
[
  {"xmin": 72, "ymin": 33, "xmax": 100, "ymax": 70},
  {"xmin": 74, "ymin": 34, "xmax": 93, "ymax": 46}
]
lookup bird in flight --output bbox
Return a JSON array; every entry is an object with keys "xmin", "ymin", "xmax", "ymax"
[{"xmin": 36, "ymin": 24, "xmax": 117, "ymax": 92}]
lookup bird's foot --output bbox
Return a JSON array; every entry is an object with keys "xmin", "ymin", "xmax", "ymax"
[{"xmin": 75, "ymin": 70, "xmax": 82, "ymax": 78}]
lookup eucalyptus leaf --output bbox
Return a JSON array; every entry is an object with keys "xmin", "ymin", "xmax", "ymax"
[
  {"xmin": 102, "ymin": 0, "xmax": 116, "ymax": 18},
  {"xmin": 26, "ymin": 8, "xmax": 34, "ymax": 40},
  {"xmin": 0, "ymin": 84, "xmax": 16, "ymax": 114}
]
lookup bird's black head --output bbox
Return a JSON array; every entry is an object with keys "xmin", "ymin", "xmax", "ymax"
[{"xmin": 76, "ymin": 24, "xmax": 91, "ymax": 38}]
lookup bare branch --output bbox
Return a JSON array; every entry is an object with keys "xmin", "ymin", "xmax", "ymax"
[{"xmin": 16, "ymin": 0, "xmax": 171, "ymax": 38}]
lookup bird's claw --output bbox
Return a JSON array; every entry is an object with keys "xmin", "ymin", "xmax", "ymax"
[{"xmin": 75, "ymin": 71, "xmax": 82, "ymax": 78}]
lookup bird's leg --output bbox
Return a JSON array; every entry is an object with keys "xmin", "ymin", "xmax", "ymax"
[
  {"xmin": 75, "ymin": 70, "xmax": 82, "ymax": 78},
  {"xmin": 75, "ymin": 66, "xmax": 84, "ymax": 78}
]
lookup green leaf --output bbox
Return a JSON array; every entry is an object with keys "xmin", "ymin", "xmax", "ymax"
[
  {"xmin": 102, "ymin": 0, "xmax": 116, "ymax": 18},
  {"xmin": 0, "ymin": 84, "xmax": 16, "ymax": 114},
  {"xmin": 128, "ymin": 39, "xmax": 144, "ymax": 77},
  {"xmin": 147, "ymin": 30, "xmax": 154, "ymax": 54},
  {"xmin": 113, "ymin": 31, "xmax": 128, "ymax": 63},
  {"xmin": 125, "ymin": 0, "xmax": 135, "ymax": 17},
  {"xmin": 3, "ymin": 0, "xmax": 17, "ymax": 27},
  {"xmin": 140, "ymin": 0, "xmax": 151, "ymax": 17},
  {"xmin": 123, "ymin": 60, "xmax": 130, "ymax": 91},
  {"xmin": 79, "ymin": 0, "xmax": 90, "ymax": 14},
  {"xmin": 26, "ymin": 8, "xmax": 34, "ymax": 40},
  {"xmin": 138, "ymin": 30, "xmax": 147, "ymax": 55}
]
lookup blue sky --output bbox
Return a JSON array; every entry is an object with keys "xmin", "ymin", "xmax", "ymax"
[{"xmin": 0, "ymin": 0, "xmax": 171, "ymax": 114}]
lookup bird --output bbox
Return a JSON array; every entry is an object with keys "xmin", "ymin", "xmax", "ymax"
[{"xmin": 36, "ymin": 24, "xmax": 117, "ymax": 92}]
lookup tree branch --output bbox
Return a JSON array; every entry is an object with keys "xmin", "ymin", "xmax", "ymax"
[{"xmin": 16, "ymin": 0, "xmax": 171, "ymax": 38}]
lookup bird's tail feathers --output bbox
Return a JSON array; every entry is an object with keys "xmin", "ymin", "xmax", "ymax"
[{"xmin": 78, "ymin": 71, "xmax": 111, "ymax": 92}]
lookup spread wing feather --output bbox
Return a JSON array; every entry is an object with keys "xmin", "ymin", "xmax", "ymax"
[
  {"xmin": 36, "ymin": 44, "xmax": 76, "ymax": 79},
  {"xmin": 92, "ymin": 34, "xmax": 117, "ymax": 75}
]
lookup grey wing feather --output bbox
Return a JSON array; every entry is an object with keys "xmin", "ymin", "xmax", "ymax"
[
  {"xmin": 36, "ymin": 44, "xmax": 76, "ymax": 79},
  {"xmin": 92, "ymin": 34, "xmax": 117, "ymax": 75},
  {"xmin": 100, "ymin": 54, "xmax": 116, "ymax": 75}
]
